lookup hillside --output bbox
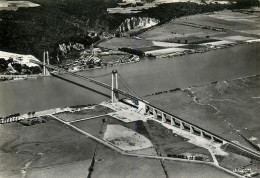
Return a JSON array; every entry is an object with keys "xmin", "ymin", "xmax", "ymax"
[
  {"xmin": 0, "ymin": 0, "xmax": 121, "ymax": 63},
  {"xmin": 0, "ymin": 0, "xmax": 255, "ymax": 63}
]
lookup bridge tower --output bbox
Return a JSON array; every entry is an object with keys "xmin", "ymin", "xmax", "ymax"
[
  {"xmin": 43, "ymin": 51, "xmax": 50, "ymax": 76},
  {"xmin": 43, "ymin": 51, "xmax": 46, "ymax": 76},
  {"xmin": 111, "ymin": 70, "xmax": 119, "ymax": 103}
]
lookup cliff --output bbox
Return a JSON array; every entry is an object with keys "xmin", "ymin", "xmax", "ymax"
[{"xmin": 117, "ymin": 17, "xmax": 159, "ymax": 32}]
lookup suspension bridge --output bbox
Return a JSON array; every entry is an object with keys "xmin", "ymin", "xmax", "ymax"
[{"xmin": 30, "ymin": 59, "xmax": 260, "ymax": 161}]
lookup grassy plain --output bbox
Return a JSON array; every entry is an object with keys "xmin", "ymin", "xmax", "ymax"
[
  {"xmin": 144, "ymin": 120, "xmax": 213, "ymax": 161},
  {"xmin": 163, "ymin": 160, "xmax": 237, "ymax": 178},
  {"xmin": 140, "ymin": 10, "xmax": 260, "ymax": 43},
  {"xmin": 99, "ymin": 37, "xmax": 153, "ymax": 50},
  {"xmin": 145, "ymin": 76, "xmax": 260, "ymax": 148},
  {"xmin": 0, "ymin": 117, "xmax": 96, "ymax": 178},
  {"xmin": 145, "ymin": 75, "xmax": 260, "ymax": 170},
  {"xmin": 92, "ymin": 144, "xmax": 166, "ymax": 178},
  {"xmin": 99, "ymin": 10, "xmax": 260, "ymax": 56}
]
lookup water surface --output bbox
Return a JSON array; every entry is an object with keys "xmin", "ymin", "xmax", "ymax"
[{"xmin": 0, "ymin": 43, "xmax": 259, "ymax": 117}]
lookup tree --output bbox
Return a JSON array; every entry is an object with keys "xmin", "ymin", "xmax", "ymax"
[
  {"xmin": 12, "ymin": 63, "xmax": 22, "ymax": 73},
  {"xmin": 88, "ymin": 64, "xmax": 94, "ymax": 69},
  {"xmin": 30, "ymin": 66, "xmax": 42, "ymax": 74},
  {"xmin": 0, "ymin": 58, "xmax": 8, "ymax": 72},
  {"xmin": 7, "ymin": 57, "xmax": 13, "ymax": 63},
  {"xmin": 32, "ymin": 112, "xmax": 35, "ymax": 116},
  {"xmin": 28, "ymin": 112, "xmax": 31, "ymax": 117},
  {"xmin": 232, "ymin": 0, "xmax": 259, "ymax": 8},
  {"xmin": 201, "ymin": 0, "xmax": 206, "ymax": 4}
]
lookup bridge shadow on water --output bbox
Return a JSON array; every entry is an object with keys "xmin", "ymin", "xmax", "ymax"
[{"xmin": 51, "ymin": 73, "xmax": 111, "ymax": 98}]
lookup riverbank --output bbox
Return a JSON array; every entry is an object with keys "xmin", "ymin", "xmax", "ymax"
[
  {"xmin": 0, "ymin": 53, "xmax": 139, "ymax": 83},
  {"xmin": 156, "ymin": 40, "xmax": 260, "ymax": 58},
  {"xmin": 145, "ymin": 74, "xmax": 260, "ymax": 175},
  {"xmin": 0, "ymin": 42, "xmax": 259, "ymax": 117},
  {"xmin": 0, "ymin": 74, "xmax": 41, "ymax": 83},
  {"xmin": 99, "ymin": 33, "xmax": 260, "ymax": 59},
  {"xmin": 144, "ymin": 74, "xmax": 260, "ymax": 145},
  {"xmin": 1, "ymin": 39, "xmax": 258, "ymax": 84},
  {"xmin": 1, "ymin": 118, "xmax": 234, "ymax": 178},
  {"xmin": 0, "ymin": 99, "xmax": 254, "ymax": 177},
  {"xmin": 100, "ymin": 9, "xmax": 260, "ymax": 58}
]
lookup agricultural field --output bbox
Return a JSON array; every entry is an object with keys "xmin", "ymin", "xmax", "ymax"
[
  {"xmin": 99, "ymin": 37, "xmax": 153, "ymax": 50},
  {"xmin": 92, "ymin": 144, "xmax": 236, "ymax": 178},
  {"xmin": 0, "ymin": 110, "xmax": 240, "ymax": 178},
  {"xmin": 163, "ymin": 160, "xmax": 236, "ymax": 178},
  {"xmin": 144, "ymin": 75, "xmax": 260, "ymax": 174},
  {"xmin": 92, "ymin": 144, "xmax": 166, "ymax": 178},
  {"xmin": 99, "ymin": 10, "xmax": 260, "ymax": 57},
  {"xmin": 103, "ymin": 124, "xmax": 154, "ymax": 151},
  {"xmin": 145, "ymin": 120, "xmax": 213, "ymax": 161},
  {"xmin": 141, "ymin": 10, "xmax": 260, "ymax": 43},
  {"xmin": 0, "ymin": 117, "xmax": 97, "ymax": 178},
  {"xmin": 216, "ymin": 151, "xmax": 254, "ymax": 171},
  {"xmin": 71, "ymin": 115, "xmax": 152, "ymax": 141},
  {"xmin": 179, "ymin": 11, "xmax": 259, "ymax": 33},
  {"xmin": 139, "ymin": 22, "xmax": 224, "ymax": 42}
]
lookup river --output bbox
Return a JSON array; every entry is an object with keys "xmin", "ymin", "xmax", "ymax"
[{"xmin": 0, "ymin": 43, "xmax": 259, "ymax": 117}]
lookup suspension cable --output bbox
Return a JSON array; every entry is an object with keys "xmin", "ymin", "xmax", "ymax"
[
  {"xmin": 118, "ymin": 74, "xmax": 142, "ymax": 99},
  {"xmin": 68, "ymin": 72, "xmax": 111, "ymax": 79},
  {"xmin": 119, "ymin": 75, "xmax": 139, "ymax": 98},
  {"xmin": 88, "ymin": 72, "xmax": 111, "ymax": 78},
  {"xmin": 118, "ymin": 77, "xmax": 134, "ymax": 95}
]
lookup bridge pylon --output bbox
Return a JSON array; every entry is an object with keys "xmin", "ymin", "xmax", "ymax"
[
  {"xmin": 43, "ymin": 51, "xmax": 50, "ymax": 76},
  {"xmin": 111, "ymin": 70, "xmax": 119, "ymax": 103}
]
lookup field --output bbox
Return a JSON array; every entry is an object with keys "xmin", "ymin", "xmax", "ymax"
[
  {"xmin": 0, "ymin": 116, "xmax": 97, "ymax": 178},
  {"xmin": 91, "ymin": 144, "xmax": 166, "ymax": 178},
  {"xmin": 145, "ymin": 120, "xmax": 213, "ymax": 161},
  {"xmin": 216, "ymin": 151, "xmax": 252, "ymax": 170},
  {"xmin": 183, "ymin": 11, "xmax": 259, "ymax": 32},
  {"xmin": 71, "ymin": 109, "xmax": 214, "ymax": 158},
  {"xmin": 145, "ymin": 75, "xmax": 260, "ymax": 155},
  {"xmin": 91, "ymin": 142, "xmax": 236, "ymax": 178},
  {"xmin": 99, "ymin": 37, "xmax": 153, "ymax": 50},
  {"xmin": 1, "ymin": 97, "xmax": 255, "ymax": 177},
  {"xmin": 99, "ymin": 9, "xmax": 260, "ymax": 57},
  {"xmin": 140, "ymin": 10, "xmax": 260, "ymax": 44},
  {"xmin": 144, "ymin": 75, "xmax": 260, "ymax": 173},
  {"xmin": 71, "ymin": 115, "xmax": 152, "ymax": 140},
  {"xmin": 140, "ymin": 23, "xmax": 223, "ymax": 42},
  {"xmin": 163, "ymin": 160, "xmax": 236, "ymax": 178},
  {"xmin": 103, "ymin": 124, "xmax": 153, "ymax": 151}
]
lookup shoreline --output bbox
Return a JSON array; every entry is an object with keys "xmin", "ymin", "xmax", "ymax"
[
  {"xmin": 1, "ymin": 41, "xmax": 259, "ymax": 84},
  {"xmin": 0, "ymin": 60, "xmax": 139, "ymax": 83},
  {"xmin": 143, "ymin": 74, "xmax": 260, "ymax": 98},
  {"xmin": 2, "ymin": 74, "xmax": 259, "ymax": 118},
  {"xmin": 153, "ymin": 40, "xmax": 260, "ymax": 59},
  {"xmin": 0, "ymin": 98, "xmax": 255, "ymax": 177}
]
